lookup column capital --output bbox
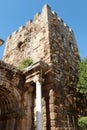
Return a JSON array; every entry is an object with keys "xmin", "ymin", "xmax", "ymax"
[{"xmin": 33, "ymin": 75, "xmax": 44, "ymax": 84}]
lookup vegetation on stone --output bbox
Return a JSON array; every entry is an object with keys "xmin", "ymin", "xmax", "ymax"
[{"xmin": 18, "ymin": 58, "xmax": 33, "ymax": 70}]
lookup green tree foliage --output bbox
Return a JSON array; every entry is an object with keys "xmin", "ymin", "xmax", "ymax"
[
  {"xmin": 78, "ymin": 116, "xmax": 87, "ymax": 130},
  {"xmin": 18, "ymin": 58, "xmax": 33, "ymax": 70},
  {"xmin": 77, "ymin": 57, "xmax": 87, "ymax": 98},
  {"xmin": 77, "ymin": 58, "xmax": 87, "ymax": 129}
]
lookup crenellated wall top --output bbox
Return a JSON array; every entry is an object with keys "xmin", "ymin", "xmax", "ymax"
[{"xmin": 6, "ymin": 4, "xmax": 73, "ymax": 42}]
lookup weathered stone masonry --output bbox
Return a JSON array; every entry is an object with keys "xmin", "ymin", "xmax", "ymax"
[{"xmin": 0, "ymin": 4, "xmax": 85, "ymax": 130}]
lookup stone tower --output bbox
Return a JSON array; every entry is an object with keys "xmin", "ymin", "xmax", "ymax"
[{"xmin": 2, "ymin": 4, "xmax": 80, "ymax": 130}]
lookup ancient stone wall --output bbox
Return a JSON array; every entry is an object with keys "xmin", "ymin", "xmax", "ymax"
[
  {"xmin": 3, "ymin": 4, "xmax": 80, "ymax": 90},
  {"xmin": 0, "ymin": 60, "xmax": 33, "ymax": 130},
  {"xmin": 46, "ymin": 4, "xmax": 80, "ymax": 86},
  {"xmin": 45, "ymin": 5, "xmax": 80, "ymax": 130},
  {"xmin": 3, "ymin": 5, "xmax": 51, "ymax": 67}
]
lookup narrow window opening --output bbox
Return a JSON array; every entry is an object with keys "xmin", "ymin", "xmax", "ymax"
[
  {"xmin": 69, "ymin": 42, "xmax": 73, "ymax": 51},
  {"xmin": 62, "ymin": 35, "xmax": 66, "ymax": 45}
]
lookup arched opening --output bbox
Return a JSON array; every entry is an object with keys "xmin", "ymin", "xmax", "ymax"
[{"xmin": 0, "ymin": 85, "xmax": 21, "ymax": 119}]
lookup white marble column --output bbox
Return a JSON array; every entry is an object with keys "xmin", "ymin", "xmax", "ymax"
[{"xmin": 34, "ymin": 76, "xmax": 43, "ymax": 130}]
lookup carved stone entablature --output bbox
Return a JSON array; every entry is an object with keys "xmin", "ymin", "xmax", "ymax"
[{"xmin": 23, "ymin": 61, "xmax": 49, "ymax": 85}]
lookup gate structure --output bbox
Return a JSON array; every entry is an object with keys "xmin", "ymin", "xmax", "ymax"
[{"xmin": 0, "ymin": 4, "xmax": 81, "ymax": 130}]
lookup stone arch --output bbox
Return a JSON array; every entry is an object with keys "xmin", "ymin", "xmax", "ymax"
[
  {"xmin": 0, "ymin": 84, "xmax": 21, "ymax": 117},
  {"xmin": 0, "ymin": 62, "xmax": 22, "ymax": 118}
]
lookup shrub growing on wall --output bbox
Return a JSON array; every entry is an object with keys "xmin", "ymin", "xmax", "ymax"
[{"xmin": 18, "ymin": 58, "xmax": 33, "ymax": 70}]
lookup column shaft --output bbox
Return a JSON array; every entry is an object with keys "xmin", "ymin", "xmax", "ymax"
[{"xmin": 36, "ymin": 80, "xmax": 42, "ymax": 130}]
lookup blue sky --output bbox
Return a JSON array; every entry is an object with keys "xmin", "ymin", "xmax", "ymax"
[{"xmin": 0, "ymin": 0, "xmax": 87, "ymax": 59}]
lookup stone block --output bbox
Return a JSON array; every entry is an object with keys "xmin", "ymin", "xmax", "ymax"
[
  {"xmin": 50, "ymin": 127, "xmax": 56, "ymax": 130},
  {"xmin": 50, "ymin": 112, "xmax": 57, "ymax": 120},
  {"xmin": 49, "ymin": 96, "xmax": 56, "ymax": 104}
]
